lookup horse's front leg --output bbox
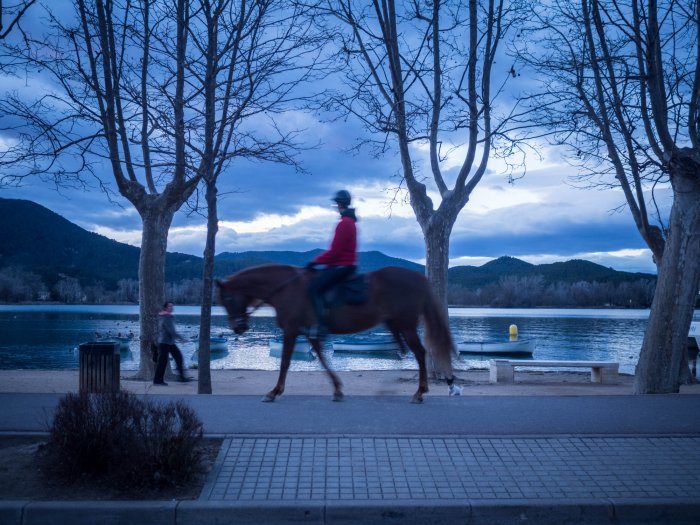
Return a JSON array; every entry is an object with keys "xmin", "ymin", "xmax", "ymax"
[
  {"xmin": 263, "ymin": 333, "xmax": 295, "ymax": 402},
  {"xmin": 309, "ymin": 338, "xmax": 344, "ymax": 401}
]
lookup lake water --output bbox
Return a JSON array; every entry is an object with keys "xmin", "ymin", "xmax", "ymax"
[{"xmin": 1, "ymin": 305, "xmax": 698, "ymax": 375}]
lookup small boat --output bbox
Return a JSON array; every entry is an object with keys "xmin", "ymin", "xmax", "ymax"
[
  {"xmin": 689, "ymin": 321, "xmax": 700, "ymax": 342},
  {"xmin": 208, "ymin": 337, "xmax": 229, "ymax": 353},
  {"xmin": 96, "ymin": 336, "xmax": 132, "ymax": 352},
  {"xmin": 457, "ymin": 338, "xmax": 535, "ymax": 357},
  {"xmin": 332, "ymin": 339, "xmax": 400, "ymax": 353},
  {"xmin": 191, "ymin": 336, "xmax": 230, "ymax": 362},
  {"xmin": 195, "ymin": 336, "xmax": 229, "ymax": 353},
  {"xmin": 269, "ymin": 339, "xmax": 315, "ymax": 360},
  {"xmin": 115, "ymin": 336, "xmax": 133, "ymax": 352}
]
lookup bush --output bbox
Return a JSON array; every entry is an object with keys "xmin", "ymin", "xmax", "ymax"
[{"xmin": 40, "ymin": 391, "xmax": 204, "ymax": 488}]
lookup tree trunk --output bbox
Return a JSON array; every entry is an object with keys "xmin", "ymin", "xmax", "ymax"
[
  {"xmin": 634, "ymin": 166, "xmax": 700, "ymax": 394},
  {"xmin": 197, "ymin": 181, "xmax": 218, "ymax": 394},
  {"xmin": 421, "ymin": 213, "xmax": 455, "ymax": 377},
  {"xmin": 134, "ymin": 205, "xmax": 175, "ymax": 380},
  {"xmin": 423, "ymin": 217, "xmax": 453, "ymax": 313}
]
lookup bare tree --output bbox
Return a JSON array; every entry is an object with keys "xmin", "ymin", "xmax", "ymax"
[
  {"xmin": 1, "ymin": 1, "xmax": 321, "ymax": 384},
  {"xmin": 518, "ymin": 0, "xmax": 700, "ymax": 393},
  {"xmin": 0, "ymin": 0, "xmax": 203, "ymax": 378},
  {"xmin": 0, "ymin": 0, "xmax": 35, "ymax": 40},
  {"xmin": 310, "ymin": 0, "xmax": 529, "ymax": 308},
  {"xmin": 185, "ymin": 0, "xmax": 322, "ymax": 393}
]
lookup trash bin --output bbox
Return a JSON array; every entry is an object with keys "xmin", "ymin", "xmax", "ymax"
[{"xmin": 79, "ymin": 342, "xmax": 120, "ymax": 393}]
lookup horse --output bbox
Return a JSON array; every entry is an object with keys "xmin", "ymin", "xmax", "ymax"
[{"xmin": 216, "ymin": 264, "xmax": 460, "ymax": 403}]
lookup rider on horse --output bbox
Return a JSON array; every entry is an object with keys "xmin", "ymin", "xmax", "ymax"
[{"xmin": 305, "ymin": 189, "xmax": 358, "ymax": 342}]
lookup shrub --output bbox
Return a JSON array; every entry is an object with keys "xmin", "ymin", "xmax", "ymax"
[{"xmin": 40, "ymin": 391, "xmax": 204, "ymax": 488}]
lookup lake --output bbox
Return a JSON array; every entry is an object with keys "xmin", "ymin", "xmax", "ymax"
[{"xmin": 1, "ymin": 305, "xmax": 698, "ymax": 375}]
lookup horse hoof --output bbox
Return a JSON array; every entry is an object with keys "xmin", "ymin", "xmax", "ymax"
[
  {"xmin": 332, "ymin": 392, "xmax": 344, "ymax": 402},
  {"xmin": 261, "ymin": 394, "xmax": 275, "ymax": 402},
  {"xmin": 411, "ymin": 396, "xmax": 424, "ymax": 404}
]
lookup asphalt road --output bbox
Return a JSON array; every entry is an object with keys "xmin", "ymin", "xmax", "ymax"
[{"xmin": 2, "ymin": 393, "xmax": 699, "ymax": 436}]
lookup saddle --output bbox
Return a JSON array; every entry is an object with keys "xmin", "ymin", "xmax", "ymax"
[{"xmin": 323, "ymin": 273, "xmax": 369, "ymax": 307}]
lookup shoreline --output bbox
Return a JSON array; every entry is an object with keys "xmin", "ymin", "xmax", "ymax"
[{"xmin": 2, "ymin": 368, "xmax": 698, "ymax": 397}]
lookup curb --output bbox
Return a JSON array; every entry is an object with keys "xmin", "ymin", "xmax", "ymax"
[{"xmin": 2, "ymin": 499, "xmax": 700, "ymax": 524}]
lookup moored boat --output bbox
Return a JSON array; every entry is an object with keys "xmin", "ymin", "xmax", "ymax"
[
  {"xmin": 689, "ymin": 321, "xmax": 700, "ymax": 345},
  {"xmin": 457, "ymin": 338, "xmax": 535, "ymax": 357},
  {"xmin": 97, "ymin": 336, "xmax": 132, "ymax": 352},
  {"xmin": 269, "ymin": 339, "xmax": 314, "ymax": 360},
  {"xmin": 207, "ymin": 337, "xmax": 229, "ymax": 353},
  {"xmin": 332, "ymin": 339, "xmax": 400, "ymax": 353},
  {"xmin": 192, "ymin": 337, "xmax": 230, "ymax": 362},
  {"xmin": 195, "ymin": 336, "xmax": 229, "ymax": 353}
]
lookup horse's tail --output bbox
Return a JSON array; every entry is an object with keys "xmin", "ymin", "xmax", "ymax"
[{"xmin": 422, "ymin": 286, "xmax": 455, "ymax": 377}]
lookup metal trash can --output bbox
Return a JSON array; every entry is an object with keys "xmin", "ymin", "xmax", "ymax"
[{"xmin": 79, "ymin": 342, "xmax": 120, "ymax": 393}]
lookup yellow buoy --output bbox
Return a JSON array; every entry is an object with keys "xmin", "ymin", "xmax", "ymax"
[{"xmin": 509, "ymin": 324, "xmax": 518, "ymax": 341}]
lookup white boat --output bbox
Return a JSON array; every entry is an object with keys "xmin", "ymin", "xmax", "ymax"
[
  {"xmin": 689, "ymin": 321, "xmax": 700, "ymax": 346},
  {"xmin": 457, "ymin": 339, "xmax": 535, "ymax": 357},
  {"xmin": 332, "ymin": 339, "xmax": 400, "ymax": 353},
  {"xmin": 269, "ymin": 339, "xmax": 314, "ymax": 360}
]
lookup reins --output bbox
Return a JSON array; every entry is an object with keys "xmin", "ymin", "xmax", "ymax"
[{"xmin": 244, "ymin": 269, "xmax": 304, "ymax": 316}]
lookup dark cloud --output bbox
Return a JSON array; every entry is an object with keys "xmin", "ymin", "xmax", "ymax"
[{"xmin": 450, "ymin": 221, "xmax": 646, "ymax": 259}]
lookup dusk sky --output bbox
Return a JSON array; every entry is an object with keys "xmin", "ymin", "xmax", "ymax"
[{"xmin": 0, "ymin": 2, "xmax": 665, "ymax": 275}]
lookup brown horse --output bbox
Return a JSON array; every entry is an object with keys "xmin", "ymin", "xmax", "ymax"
[{"xmin": 216, "ymin": 264, "xmax": 460, "ymax": 403}]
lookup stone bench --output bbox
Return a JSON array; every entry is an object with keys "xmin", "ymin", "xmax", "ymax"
[{"xmin": 489, "ymin": 359, "xmax": 619, "ymax": 384}]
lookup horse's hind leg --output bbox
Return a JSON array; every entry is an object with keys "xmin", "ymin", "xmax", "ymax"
[
  {"xmin": 263, "ymin": 333, "xmax": 295, "ymax": 402},
  {"xmin": 402, "ymin": 330, "xmax": 429, "ymax": 403},
  {"xmin": 309, "ymin": 339, "xmax": 344, "ymax": 401},
  {"xmin": 386, "ymin": 322, "xmax": 408, "ymax": 356}
]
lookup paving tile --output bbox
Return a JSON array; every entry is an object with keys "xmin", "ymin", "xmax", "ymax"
[{"xmin": 204, "ymin": 435, "xmax": 700, "ymax": 503}]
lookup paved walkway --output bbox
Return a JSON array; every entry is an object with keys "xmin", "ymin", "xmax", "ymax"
[
  {"xmin": 2, "ymin": 393, "xmax": 700, "ymax": 524},
  {"xmin": 205, "ymin": 435, "xmax": 700, "ymax": 503}
]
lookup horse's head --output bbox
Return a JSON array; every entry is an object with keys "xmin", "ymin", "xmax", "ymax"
[{"xmin": 215, "ymin": 279, "xmax": 250, "ymax": 335}]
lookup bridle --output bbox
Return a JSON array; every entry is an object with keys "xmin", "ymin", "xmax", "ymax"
[{"xmin": 220, "ymin": 270, "xmax": 304, "ymax": 332}]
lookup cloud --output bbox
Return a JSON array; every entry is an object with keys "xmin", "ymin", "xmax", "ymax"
[{"xmin": 0, "ymin": 1, "xmax": 666, "ymax": 277}]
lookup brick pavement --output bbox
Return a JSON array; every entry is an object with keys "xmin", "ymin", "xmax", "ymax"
[{"xmin": 203, "ymin": 435, "xmax": 700, "ymax": 503}]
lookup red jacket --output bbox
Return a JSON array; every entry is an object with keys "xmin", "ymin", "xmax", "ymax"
[{"xmin": 313, "ymin": 213, "xmax": 357, "ymax": 266}]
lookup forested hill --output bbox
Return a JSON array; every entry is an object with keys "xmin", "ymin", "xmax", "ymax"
[
  {"xmin": 447, "ymin": 256, "xmax": 655, "ymax": 289},
  {"xmin": 0, "ymin": 197, "xmax": 657, "ymax": 306},
  {"xmin": 0, "ymin": 198, "xmax": 424, "ymax": 297},
  {"xmin": 0, "ymin": 197, "xmax": 141, "ymax": 289},
  {"xmin": 216, "ymin": 250, "xmax": 424, "ymax": 273},
  {"xmin": 0, "ymin": 197, "xmax": 222, "ymax": 289}
]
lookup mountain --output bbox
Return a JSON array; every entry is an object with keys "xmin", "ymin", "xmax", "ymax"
[
  {"xmin": 216, "ymin": 249, "xmax": 423, "ymax": 274},
  {"xmin": 0, "ymin": 198, "xmax": 142, "ymax": 288},
  {"xmin": 0, "ymin": 198, "xmax": 655, "ymax": 294},
  {"xmin": 447, "ymin": 255, "xmax": 654, "ymax": 290},
  {"xmin": 0, "ymin": 198, "xmax": 423, "ymax": 289},
  {"xmin": 0, "ymin": 198, "xmax": 223, "ymax": 287}
]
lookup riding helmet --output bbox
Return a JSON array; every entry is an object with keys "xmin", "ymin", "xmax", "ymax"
[{"xmin": 332, "ymin": 189, "xmax": 351, "ymax": 207}]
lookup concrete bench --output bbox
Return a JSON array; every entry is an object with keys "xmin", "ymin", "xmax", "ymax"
[{"xmin": 489, "ymin": 359, "xmax": 619, "ymax": 384}]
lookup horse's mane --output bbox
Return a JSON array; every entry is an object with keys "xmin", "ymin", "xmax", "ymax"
[{"xmin": 224, "ymin": 264, "xmax": 300, "ymax": 285}]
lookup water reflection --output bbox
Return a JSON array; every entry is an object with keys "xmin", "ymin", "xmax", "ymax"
[{"xmin": 0, "ymin": 305, "xmax": 696, "ymax": 375}]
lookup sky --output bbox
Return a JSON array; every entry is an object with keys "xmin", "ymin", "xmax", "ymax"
[{"xmin": 0, "ymin": 2, "xmax": 663, "ymax": 275}]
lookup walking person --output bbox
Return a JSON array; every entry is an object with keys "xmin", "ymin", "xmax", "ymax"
[
  {"xmin": 305, "ymin": 189, "xmax": 358, "ymax": 342},
  {"xmin": 153, "ymin": 301, "xmax": 189, "ymax": 385}
]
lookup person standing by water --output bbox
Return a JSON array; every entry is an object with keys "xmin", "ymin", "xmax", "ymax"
[
  {"xmin": 153, "ymin": 301, "xmax": 189, "ymax": 385},
  {"xmin": 305, "ymin": 189, "xmax": 358, "ymax": 342}
]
